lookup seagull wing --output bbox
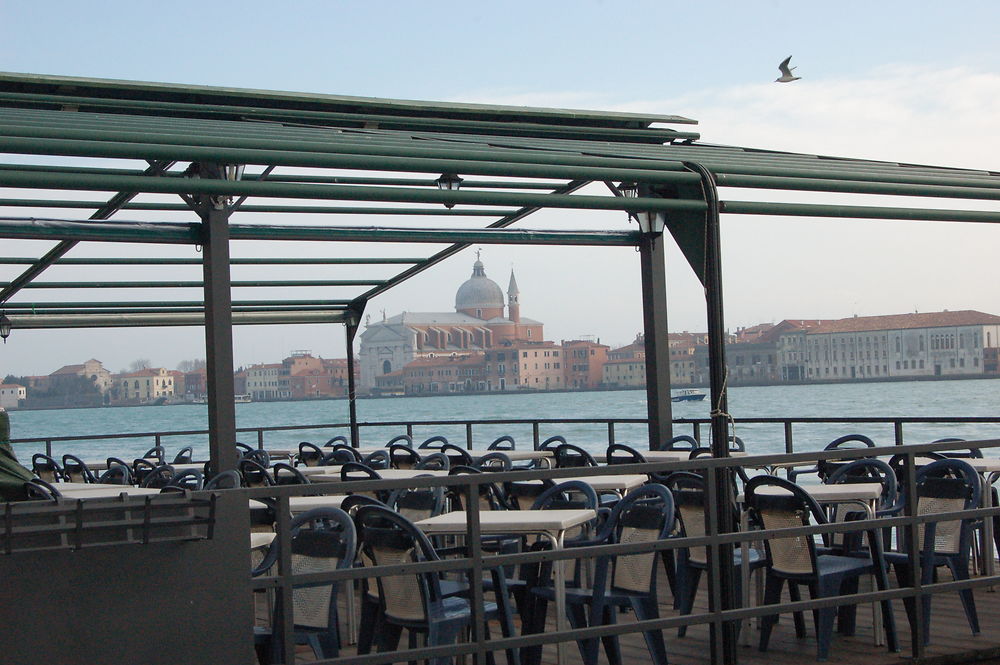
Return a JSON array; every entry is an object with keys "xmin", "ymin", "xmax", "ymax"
[{"xmin": 778, "ymin": 56, "xmax": 794, "ymax": 77}]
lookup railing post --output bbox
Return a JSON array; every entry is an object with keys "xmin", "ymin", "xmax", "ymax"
[
  {"xmin": 466, "ymin": 423, "xmax": 473, "ymax": 450},
  {"xmin": 607, "ymin": 422, "xmax": 615, "ymax": 446},
  {"xmin": 692, "ymin": 422, "xmax": 701, "ymax": 443},
  {"xmin": 45, "ymin": 439, "xmax": 52, "ymax": 457},
  {"xmin": 894, "ymin": 421, "xmax": 904, "ymax": 445},
  {"xmin": 256, "ymin": 429, "xmax": 264, "ymax": 450},
  {"xmin": 406, "ymin": 423, "xmax": 413, "ymax": 438},
  {"xmin": 784, "ymin": 421, "xmax": 794, "ymax": 454},
  {"xmin": 532, "ymin": 422, "xmax": 540, "ymax": 450}
]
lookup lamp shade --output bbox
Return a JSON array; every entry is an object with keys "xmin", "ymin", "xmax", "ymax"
[{"xmin": 0, "ymin": 313, "xmax": 10, "ymax": 343}]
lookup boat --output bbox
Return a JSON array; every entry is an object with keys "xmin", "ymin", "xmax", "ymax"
[
  {"xmin": 234, "ymin": 394, "xmax": 252, "ymax": 403},
  {"xmin": 671, "ymin": 389, "xmax": 706, "ymax": 402}
]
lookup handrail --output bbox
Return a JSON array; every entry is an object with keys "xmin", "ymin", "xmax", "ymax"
[{"xmin": 11, "ymin": 414, "xmax": 1000, "ymax": 458}]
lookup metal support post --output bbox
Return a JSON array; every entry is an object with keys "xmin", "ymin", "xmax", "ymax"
[
  {"xmin": 639, "ymin": 229, "xmax": 673, "ymax": 449},
  {"xmin": 688, "ymin": 162, "xmax": 738, "ymax": 665},
  {"xmin": 344, "ymin": 303, "xmax": 364, "ymax": 448},
  {"xmin": 199, "ymin": 163, "xmax": 238, "ymax": 475}
]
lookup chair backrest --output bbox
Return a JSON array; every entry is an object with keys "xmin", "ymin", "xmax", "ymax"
[
  {"xmin": 666, "ymin": 472, "xmax": 710, "ymax": 565},
  {"xmin": 325, "ymin": 435, "xmax": 350, "ymax": 448},
  {"xmin": 172, "ymin": 446, "xmax": 194, "ymax": 465},
  {"xmin": 744, "ymin": 475, "xmax": 829, "ymax": 577},
  {"xmin": 273, "ymin": 462, "xmax": 311, "ymax": 486},
  {"xmin": 326, "ymin": 444, "xmax": 362, "ymax": 464},
  {"xmin": 31, "ymin": 453, "xmax": 63, "ymax": 483},
  {"xmin": 384, "ymin": 434, "xmax": 413, "ymax": 448},
  {"xmin": 253, "ymin": 507, "xmax": 357, "ymax": 631},
  {"xmin": 142, "ymin": 446, "xmax": 166, "ymax": 464},
  {"xmin": 449, "ymin": 465, "xmax": 509, "ymax": 511},
  {"xmin": 440, "ymin": 443, "xmax": 474, "ymax": 466},
  {"xmin": 298, "ymin": 441, "xmax": 326, "ymax": 467},
  {"xmin": 888, "ymin": 451, "xmax": 947, "ymax": 485},
  {"xmin": 415, "ymin": 452, "xmax": 450, "ymax": 471},
  {"xmin": 603, "ymin": 484, "xmax": 675, "ymax": 594},
  {"xmin": 553, "ymin": 443, "xmax": 598, "ymax": 468},
  {"xmin": 139, "ymin": 464, "xmax": 176, "ymax": 489},
  {"xmin": 235, "ymin": 442, "xmax": 254, "ymax": 456},
  {"xmin": 387, "ymin": 480, "xmax": 446, "ymax": 523},
  {"xmin": 240, "ymin": 448, "xmax": 271, "ymax": 468},
  {"xmin": 166, "ymin": 468, "xmax": 204, "ymax": 490},
  {"xmin": 132, "ymin": 458, "xmax": 161, "ymax": 484},
  {"xmin": 530, "ymin": 479, "xmax": 598, "ymax": 511},
  {"xmin": 606, "ymin": 443, "xmax": 647, "ymax": 466},
  {"xmin": 340, "ymin": 494, "xmax": 388, "ymax": 517},
  {"xmin": 487, "ymin": 435, "xmax": 516, "ymax": 450},
  {"xmin": 475, "ymin": 451, "xmax": 511, "ymax": 472},
  {"xmin": 361, "ymin": 449, "xmax": 391, "ymax": 470},
  {"xmin": 238, "ymin": 459, "xmax": 275, "ymax": 488},
  {"xmin": 932, "ymin": 437, "xmax": 983, "ymax": 459},
  {"xmin": 24, "ymin": 478, "xmax": 61, "ymax": 500},
  {"xmin": 539, "ymin": 435, "xmax": 567, "ymax": 451},
  {"xmin": 98, "ymin": 463, "xmax": 132, "ymax": 485},
  {"xmin": 389, "ymin": 443, "xmax": 421, "ymax": 469},
  {"xmin": 61, "ymin": 454, "xmax": 97, "ymax": 483},
  {"xmin": 355, "ymin": 505, "xmax": 443, "ymax": 623},
  {"xmin": 417, "ymin": 435, "xmax": 449, "ymax": 450},
  {"xmin": 824, "ymin": 433, "xmax": 876, "ymax": 450},
  {"xmin": 912, "ymin": 458, "xmax": 981, "ymax": 557},
  {"xmin": 727, "ymin": 436, "xmax": 746, "ymax": 452},
  {"xmin": 661, "ymin": 434, "xmax": 699, "ymax": 451},
  {"xmin": 203, "ymin": 469, "xmax": 241, "ymax": 490},
  {"xmin": 825, "ymin": 457, "xmax": 897, "ymax": 511}
]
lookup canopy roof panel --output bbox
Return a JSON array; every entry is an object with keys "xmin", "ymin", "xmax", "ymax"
[{"xmin": 0, "ymin": 72, "xmax": 996, "ymax": 331}]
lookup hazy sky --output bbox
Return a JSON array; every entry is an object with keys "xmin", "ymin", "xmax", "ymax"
[{"xmin": 1, "ymin": 1, "xmax": 999, "ymax": 377}]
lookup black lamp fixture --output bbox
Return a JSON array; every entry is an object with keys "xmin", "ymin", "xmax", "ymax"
[
  {"xmin": 435, "ymin": 173, "xmax": 464, "ymax": 209},
  {"xmin": 0, "ymin": 312, "xmax": 11, "ymax": 344},
  {"xmin": 620, "ymin": 182, "xmax": 665, "ymax": 233}
]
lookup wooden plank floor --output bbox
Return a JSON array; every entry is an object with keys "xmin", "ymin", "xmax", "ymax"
[{"xmin": 274, "ymin": 564, "xmax": 1000, "ymax": 665}]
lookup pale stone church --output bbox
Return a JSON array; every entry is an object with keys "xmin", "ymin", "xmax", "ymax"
[{"xmin": 358, "ymin": 254, "xmax": 542, "ymax": 394}]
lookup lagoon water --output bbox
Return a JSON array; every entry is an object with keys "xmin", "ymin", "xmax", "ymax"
[{"xmin": 8, "ymin": 378, "xmax": 1000, "ymax": 462}]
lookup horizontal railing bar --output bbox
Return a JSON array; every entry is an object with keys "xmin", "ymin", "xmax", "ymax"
[
  {"xmin": 716, "ymin": 172, "xmax": 1000, "ymax": 200},
  {"xmin": 721, "ymin": 199, "xmax": 1000, "ymax": 223}
]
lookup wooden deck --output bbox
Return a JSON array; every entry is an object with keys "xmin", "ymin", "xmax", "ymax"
[{"xmin": 274, "ymin": 564, "xmax": 1000, "ymax": 665}]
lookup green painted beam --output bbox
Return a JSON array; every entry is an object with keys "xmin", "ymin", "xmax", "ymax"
[
  {"xmin": 0, "ymin": 217, "xmax": 198, "ymax": 243},
  {"xmin": 0, "ymin": 168, "xmax": 703, "ymax": 212},
  {"xmin": 1, "ymin": 299, "xmax": 353, "ymax": 308},
  {"xmin": 715, "ymin": 173, "xmax": 1000, "ymax": 200},
  {"xmin": 4, "ymin": 305, "xmax": 349, "ymax": 315},
  {"xmin": 0, "ymin": 257, "xmax": 424, "ymax": 266},
  {"xmin": 227, "ymin": 224, "xmax": 642, "ymax": 245},
  {"xmin": 0, "ymin": 198, "xmax": 519, "ymax": 216},
  {"xmin": 719, "ymin": 199, "xmax": 1000, "ymax": 223},
  {"xmin": 7, "ymin": 279, "xmax": 386, "ymax": 289},
  {"xmin": 7, "ymin": 309, "xmax": 348, "ymax": 329}
]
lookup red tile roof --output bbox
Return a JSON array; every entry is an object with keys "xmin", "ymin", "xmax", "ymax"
[{"xmin": 808, "ymin": 310, "xmax": 1000, "ymax": 334}]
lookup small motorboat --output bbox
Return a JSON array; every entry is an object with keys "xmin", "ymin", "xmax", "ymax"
[{"xmin": 671, "ymin": 389, "xmax": 706, "ymax": 402}]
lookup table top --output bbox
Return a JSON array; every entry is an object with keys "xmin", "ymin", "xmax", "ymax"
[
  {"xmin": 637, "ymin": 450, "xmax": 748, "ymax": 462},
  {"xmin": 311, "ymin": 468, "xmax": 450, "ymax": 482},
  {"xmin": 519, "ymin": 474, "xmax": 648, "ymax": 493},
  {"xmin": 417, "ymin": 508, "xmax": 597, "ymax": 535},
  {"xmin": 738, "ymin": 482, "xmax": 882, "ymax": 504},
  {"xmin": 58, "ymin": 486, "xmax": 164, "ymax": 499},
  {"xmin": 249, "ymin": 495, "xmax": 349, "ymax": 512},
  {"xmin": 251, "ymin": 532, "xmax": 275, "ymax": 550}
]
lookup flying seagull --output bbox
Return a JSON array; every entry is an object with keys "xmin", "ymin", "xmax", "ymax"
[{"xmin": 775, "ymin": 56, "xmax": 801, "ymax": 83}]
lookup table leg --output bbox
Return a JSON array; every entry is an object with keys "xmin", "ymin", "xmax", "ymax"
[
  {"xmin": 553, "ymin": 533, "xmax": 568, "ymax": 665},
  {"xmin": 863, "ymin": 499, "xmax": 898, "ymax": 653},
  {"xmin": 981, "ymin": 473, "xmax": 995, "ymax": 587},
  {"xmin": 740, "ymin": 509, "xmax": 752, "ymax": 647}
]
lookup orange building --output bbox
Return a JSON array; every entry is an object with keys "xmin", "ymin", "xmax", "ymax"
[{"xmin": 562, "ymin": 339, "xmax": 609, "ymax": 389}]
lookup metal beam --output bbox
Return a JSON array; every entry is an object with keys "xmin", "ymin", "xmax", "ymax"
[
  {"xmin": 0, "ymin": 167, "xmax": 705, "ymax": 212},
  {"xmin": 0, "ymin": 257, "xmax": 425, "ymax": 266},
  {"xmin": 7, "ymin": 279, "xmax": 387, "ymax": 289},
  {"xmin": 0, "ymin": 160, "xmax": 174, "ymax": 304},
  {"xmin": 6, "ymin": 310, "xmax": 346, "ymax": 328},
  {"xmin": 0, "ymin": 217, "xmax": 198, "ymax": 243},
  {"xmin": 0, "ymin": 199, "xmax": 520, "ymax": 216},
  {"xmin": 638, "ymin": 230, "xmax": 673, "ymax": 448}
]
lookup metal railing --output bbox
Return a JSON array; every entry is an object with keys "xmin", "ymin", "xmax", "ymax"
[
  {"xmin": 241, "ymin": 436, "xmax": 1000, "ymax": 665},
  {"xmin": 12, "ymin": 414, "xmax": 1000, "ymax": 458}
]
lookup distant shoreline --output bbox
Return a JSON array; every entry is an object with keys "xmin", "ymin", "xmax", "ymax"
[{"xmin": 7, "ymin": 372, "xmax": 997, "ymax": 411}]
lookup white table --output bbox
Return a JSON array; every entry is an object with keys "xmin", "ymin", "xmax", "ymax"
[
  {"xmin": 58, "ymin": 486, "xmax": 163, "ymax": 499},
  {"xmin": 517, "ymin": 473, "xmax": 647, "ymax": 496},
  {"xmin": 248, "ymin": 495, "xmax": 349, "ymax": 514},
  {"xmin": 416, "ymin": 508, "xmax": 597, "ymax": 665},
  {"xmin": 311, "ymin": 468, "xmax": 449, "ymax": 483}
]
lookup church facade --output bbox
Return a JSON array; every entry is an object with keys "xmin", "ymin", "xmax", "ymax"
[{"xmin": 358, "ymin": 255, "xmax": 542, "ymax": 394}]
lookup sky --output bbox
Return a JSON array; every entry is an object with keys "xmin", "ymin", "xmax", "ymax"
[{"xmin": 1, "ymin": 1, "xmax": 999, "ymax": 377}]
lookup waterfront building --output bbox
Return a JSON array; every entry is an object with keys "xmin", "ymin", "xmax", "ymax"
[
  {"xmin": 244, "ymin": 363, "xmax": 283, "ymax": 401},
  {"xmin": 506, "ymin": 340, "xmax": 564, "ymax": 390},
  {"xmin": 562, "ymin": 339, "xmax": 609, "ymax": 389},
  {"xmin": 50, "ymin": 358, "xmax": 113, "ymax": 395},
  {"xmin": 111, "ymin": 367, "xmax": 175, "ymax": 403},
  {"xmin": 0, "ymin": 384, "xmax": 25, "ymax": 409},
  {"xmin": 358, "ymin": 255, "xmax": 541, "ymax": 394},
  {"xmin": 668, "ymin": 332, "xmax": 707, "ymax": 385},
  {"xmin": 804, "ymin": 310, "xmax": 1000, "ymax": 380},
  {"xmin": 402, "ymin": 352, "xmax": 486, "ymax": 394}
]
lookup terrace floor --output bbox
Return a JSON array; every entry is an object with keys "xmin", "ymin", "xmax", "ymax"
[{"xmin": 268, "ymin": 560, "xmax": 1000, "ymax": 665}]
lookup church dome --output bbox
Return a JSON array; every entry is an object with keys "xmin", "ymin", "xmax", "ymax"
[{"xmin": 455, "ymin": 258, "xmax": 504, "ymax": 313}]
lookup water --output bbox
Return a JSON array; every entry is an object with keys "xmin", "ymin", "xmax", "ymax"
[{"xmin": 8, "ymin": 378, "xmax": 1000, "ymax": 462}]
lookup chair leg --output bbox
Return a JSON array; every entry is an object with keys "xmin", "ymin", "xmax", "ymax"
[
  {"xmin": 759, "ymin": 574, "xmax": 784, "ymax": 652},
  {"xmin": 375, "ymin": 622, "xmax": 403, "ymax": 654},
  {"xmin": 837, "ymin": 577, "xmax": 859, "ymax": 636},
  {"xmin": 567, "ymin": 601, "xmax": 598, "ymax": 665},
  {"xmin": 662, "ymin": 549, "xmax": 679, "ymax": 608},
  {"xmin": 358, "ymin": 594, "xmax": 382, "ymax": 654},
  {"xmin": 950, "ymin": 559, "xmax": 981, "ymax": 635},
  {"xmin": 427, "ymin": 621, "xmax": 465, "ymax": 665},
  {"xmin": 813, "ymin": 578, "xmax": 843, "ymax": 662},
  {"xmin": 788, "ymin": 583, "xmax": 806, "ymax": 638},
  {"xmin": 677, "ymin": 566, "xmax": 701, "ymax": 637},
  {"xmin": 633, "ymin": 596, "xmax": 669, "ymax": 665},
  {"xmin": 601, "ymin": 604, "xmax": 624, "ymax": 665}
]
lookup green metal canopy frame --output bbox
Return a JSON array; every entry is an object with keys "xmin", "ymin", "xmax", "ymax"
[{"xmin": 0, "ymin": 71, "xmax": 998, "ymax": 664}]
